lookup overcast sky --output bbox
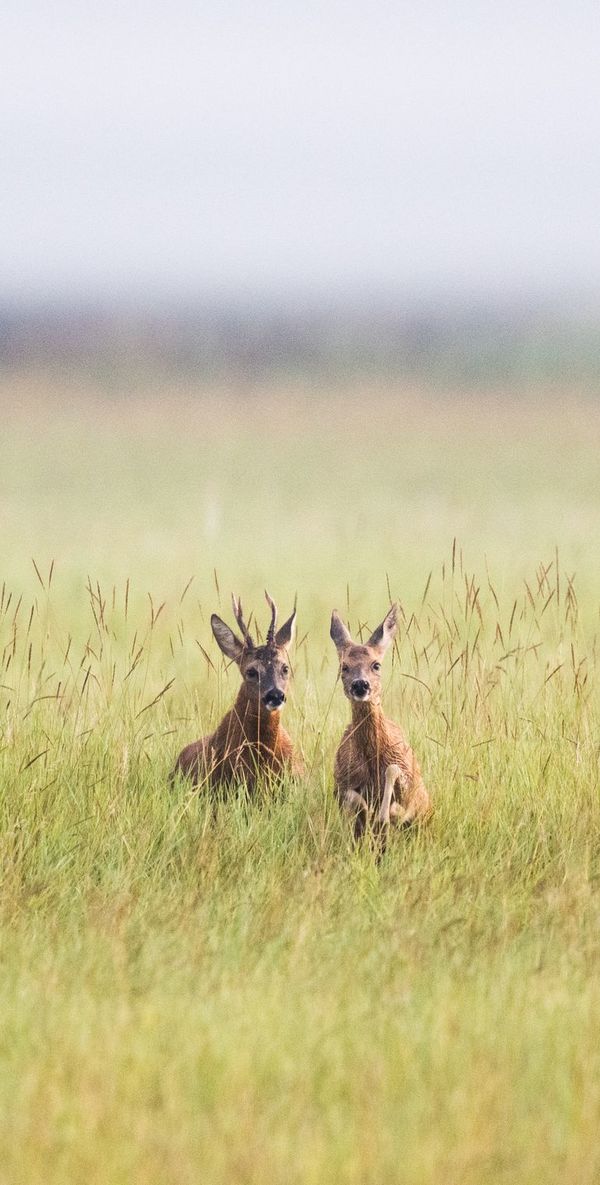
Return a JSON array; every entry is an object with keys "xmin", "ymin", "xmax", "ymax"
[{"xmin": 2, "ymin": 0, "xmax": 600, "ymax": 306}]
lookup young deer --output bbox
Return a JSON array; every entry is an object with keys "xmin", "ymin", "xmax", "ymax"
[
  {"xmin": 330, "ymin": 604, "xmax": 431, "ymax": 841},
  {"xmin": 172, "ymin": 592, "xmax": 303, "ymax": 791}
]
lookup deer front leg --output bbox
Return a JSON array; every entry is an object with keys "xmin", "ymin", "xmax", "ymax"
[
  {"xmin": 340, "ymin": 789, "xmax": 369, "ymax": 840},
  {"xmin": 378, "ymin": 764, "xmax": 403, "ymax": 826},
  {"xmin": 372, "ymin": 764, "xmax": 403, "ymax": 856}
]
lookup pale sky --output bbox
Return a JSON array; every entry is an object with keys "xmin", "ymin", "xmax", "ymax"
[{"xmin": 2, "ymin": 0, "xmax": 600, "ymax": 305}]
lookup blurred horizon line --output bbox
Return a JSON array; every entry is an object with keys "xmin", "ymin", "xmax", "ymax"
[{"xmin": 3, "ymin": 280, "xmax": 600, "ymax": 317}]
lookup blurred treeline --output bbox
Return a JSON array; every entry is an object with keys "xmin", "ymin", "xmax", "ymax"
[{"xmin": 2, "ymin": 300, "xmax": 600, "ymax": 387}]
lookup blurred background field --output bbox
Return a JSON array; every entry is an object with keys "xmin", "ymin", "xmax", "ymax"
[{"xmin": 4, "ymin": 359, "xmax": 600, "ymax": 603}]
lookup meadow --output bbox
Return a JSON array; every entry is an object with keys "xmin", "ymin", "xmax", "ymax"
[{"xmin": 1, "ymin": 370, "xmax": 600, "ymax": 1184}]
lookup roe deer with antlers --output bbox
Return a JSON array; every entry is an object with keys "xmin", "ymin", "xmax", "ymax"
[
  {"xmin": 172, "ymin": 592, "xmax": 303, "ymax": 791},
  {"xmin": 330, "ymin": 604, "xmax": 431, "ymax": 842}
]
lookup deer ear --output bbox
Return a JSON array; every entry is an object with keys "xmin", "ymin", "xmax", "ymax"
[
  {"xmin": 330, "ymin": 610, "xmax": 353, "ymax": 653},
  {"xmin": 275, "ymin": 606, "xmax": 297, "ymax": 649},
  {"xmin": 211, "ymin": 614, "xmax": 245, "ymax": 663},
  {"xmin": 368, "ymin": 604, "xmax": 398, "ymax": 655}
]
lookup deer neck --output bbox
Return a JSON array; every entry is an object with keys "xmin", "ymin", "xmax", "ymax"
[
  {"xmin": 233, "ymin": 686, "xmax": 281, "ymax": 748},
  {"xmin": 350, "ymin": 698, "xmax": 387, "ymax": 760}
]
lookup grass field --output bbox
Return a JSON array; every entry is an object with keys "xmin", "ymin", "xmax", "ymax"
[{"xmin": 1, "ymin": 371, "xmax": 600, "ymax": 1184}]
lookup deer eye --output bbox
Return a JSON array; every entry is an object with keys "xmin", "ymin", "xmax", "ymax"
[
  {"xmin": 281, "ymin": 664, "xmax": 289, "ymax": 676},
  {"xmin": 341, "ymin": 663, "xmax": 349, "ymax": 673},
  {"xmin": 371, "ymin": 661, "xmax": 381, "ymax": 672},
  {"xmin": 246, "ymin": 667, "xmax": 259, "ymax": 680}
]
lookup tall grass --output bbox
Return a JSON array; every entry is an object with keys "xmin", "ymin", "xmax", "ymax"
[{"xmin": 1, "ymin": 375, "xmax": 600, "ymax": 1184}]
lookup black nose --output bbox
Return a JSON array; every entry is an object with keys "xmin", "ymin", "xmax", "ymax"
[
  {"xmin": 351, "ymin": 679, "xmax": 370, "ymax": 697},
  {"xmin": 264, "ymin": 689, "xmax": 285, "ymax": 708}
]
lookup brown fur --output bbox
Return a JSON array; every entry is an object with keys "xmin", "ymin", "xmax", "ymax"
[
  {"xmin": 172, "ymin": 593, "xmax": 303, "ymax": 792},
  {"xmin": 331, "ymin": 604, "xmax": 432, "ymax": 841}
]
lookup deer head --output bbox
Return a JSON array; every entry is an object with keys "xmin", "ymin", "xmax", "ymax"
[
  {"xmin": 211, "ymin": 592, "xmax": 297, "ymax": 712},
  {"xmin": 330, "ymin": 604, "xmax": 398, "ymax": 705}
]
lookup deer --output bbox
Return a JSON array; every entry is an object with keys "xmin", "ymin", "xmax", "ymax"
[
  {"xmin": 171, "ymin": 592, "xmax": 303, "ymax": 792},
  {"xmin": 330, "ymin": 603, "xmax": 431, "ymax": 844}
]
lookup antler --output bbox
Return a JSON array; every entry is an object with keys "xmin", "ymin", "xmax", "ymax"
[
  {"xmin": 264, "ymin": 590, "xmax": 278, "ymax": 646},
  {"xmin": 231, "ymin": 594, "xmax": 255, "ymax": 649}
]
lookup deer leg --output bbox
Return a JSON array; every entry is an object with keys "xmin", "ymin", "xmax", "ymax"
[
  {"xmin": 378, "ymin": 764, "xmax": 402, "ymax": 826},
  {"xmin": 341, "ymin": 789, "xmax": 369, "ymax": 841},
  {"xmin": 371, "ymin": 765, "xmax": 401, "ymax": 856}
]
